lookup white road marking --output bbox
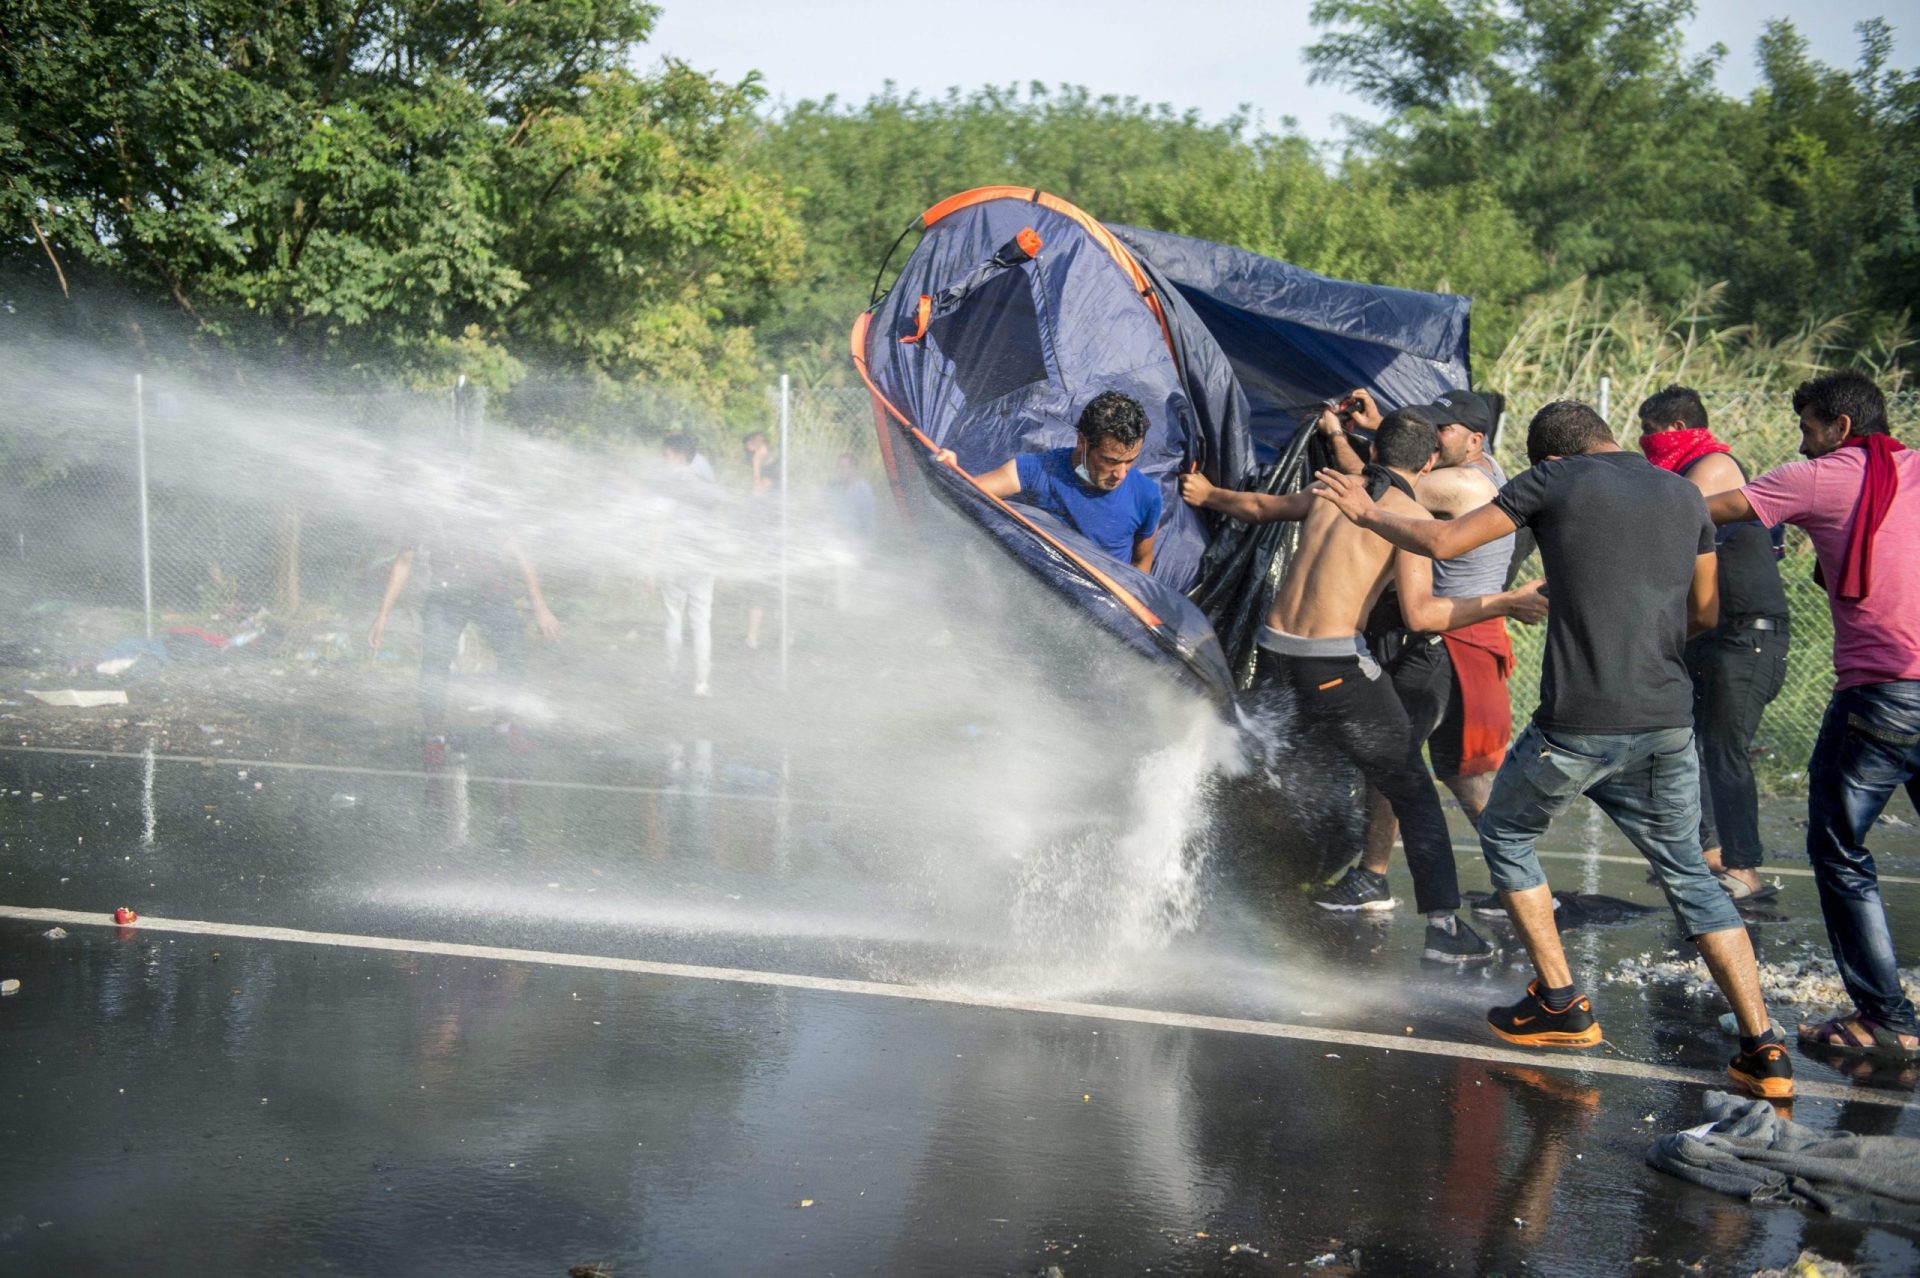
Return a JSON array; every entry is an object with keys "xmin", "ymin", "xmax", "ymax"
[
  {"xmin": 0, "ymin": 743, "xmax": 844, "ymax": 808},
  {"xmin": 2, "ymin": 903, "xmax": 1907, "ymax": 1109}
]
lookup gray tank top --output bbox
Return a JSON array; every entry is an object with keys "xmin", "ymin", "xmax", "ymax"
[{"xmin": 1430, "ymin": 454, "xmax": 1516, "ymax": 599}]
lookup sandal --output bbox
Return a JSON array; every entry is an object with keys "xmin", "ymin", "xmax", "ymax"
[
  {"xmin": 1797, "ymin": 1013, "xmax": 1920, "ymax": 1063},
  {"xmin": 1715, "ymin": 871, "xmax": 1779, "ymax": 902}
]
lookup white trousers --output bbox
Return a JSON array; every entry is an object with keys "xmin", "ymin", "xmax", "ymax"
[{"xmin": 661, "ymin": 574, "xmax": 715, "ymax": 688}]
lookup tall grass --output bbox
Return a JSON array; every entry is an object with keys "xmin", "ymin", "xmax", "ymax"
[{"xmin": 1483, "ymin": 280, "xmax": 1913, "ymax": 792}]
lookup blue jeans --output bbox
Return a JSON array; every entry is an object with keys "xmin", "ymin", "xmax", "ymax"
[
  {"xmin": 1480, "ymin": 721, "xmax": 1744, "ymax": 939},
  {"xmin": 1806, "ymin": 680, "xmax": 1920, "ymax": 1034}
]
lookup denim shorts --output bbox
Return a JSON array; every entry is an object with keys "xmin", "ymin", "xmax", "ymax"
[{"xmin": 1479, "ymin": 721, "xmax": 1744, "ymax": 938}]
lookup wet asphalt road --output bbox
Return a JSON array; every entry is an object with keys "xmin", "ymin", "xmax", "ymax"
[{"xmin": 3, "ymin": 742, "xmax": 1919, "ymax": 1276}]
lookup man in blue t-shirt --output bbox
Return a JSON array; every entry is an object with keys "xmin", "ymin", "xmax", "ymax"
[{"xmin": 934, "ymin": 390, "xmax": 1162, "ymax": 570}]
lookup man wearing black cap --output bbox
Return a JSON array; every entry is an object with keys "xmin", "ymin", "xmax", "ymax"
[{"xmin": 1312, "ymin": 388, "xmax": 1524, "ymax": 917}]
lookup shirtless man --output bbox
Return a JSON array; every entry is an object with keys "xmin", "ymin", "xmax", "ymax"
[
  {"xmin": 1311, "ymin": 390, "xmax": 1523, "ymax": 914},
  {"xmin": 1182, "ymin": 407, "xmax": 1546, "ymax": 963}
]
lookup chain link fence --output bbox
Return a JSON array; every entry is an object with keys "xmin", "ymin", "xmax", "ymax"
[
  {"xmin": 1493, "ymin": 386, "xmax": 1920, "ymax": 787},
  {"xmin": 3, "ymin": 369, "xmax": 1911, "ymax": 792},
  {"xmin": 1, "ymin": 375, "xmax": 471, "ymax": 634}
]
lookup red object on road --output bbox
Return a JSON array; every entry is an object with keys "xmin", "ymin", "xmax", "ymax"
[{"xmin": 113, "ymin": 907, "xmax": 138, "ymax": 925}]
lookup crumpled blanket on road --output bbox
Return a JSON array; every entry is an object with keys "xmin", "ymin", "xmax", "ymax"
[{"xmin": 1647, "ymin": 1090, "xmax": 1920, "ymax": 1225}]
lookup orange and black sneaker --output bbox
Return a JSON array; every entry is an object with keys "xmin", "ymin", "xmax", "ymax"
[
  {"xmin": 1727, "ymin": 1040, "xmax": 1795, "ymax": 1101},
  {"xmin": 1488, "ymin": 980, "xmax": 1603, "ymax": 1048}
]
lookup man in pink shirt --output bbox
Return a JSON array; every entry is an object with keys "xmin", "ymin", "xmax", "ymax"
[{"xmin": 1707, "ymin": 370, "xmax": 1920, "ymax": 1062}]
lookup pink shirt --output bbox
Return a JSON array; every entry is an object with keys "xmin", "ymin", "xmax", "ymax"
[{"xmin": 1743, "ymin": 446, "xmax": 1920, "ymax": 690}]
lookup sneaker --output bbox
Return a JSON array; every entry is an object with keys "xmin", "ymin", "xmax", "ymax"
[
  {"xmin": 1487, "ymin": 980, "xmax": 1603, "ymax": 1048},
  {"xmin": 1423, "ymin": 918, "xmax": 1496, "ymax": 966},
  {"xmin": 1727, "ymin": 1040, "xmax": 1795, "ymax": 1101},
  {"xmin": 1312, "ymin": 866, "xmax": 1396, "ymax": 913}
]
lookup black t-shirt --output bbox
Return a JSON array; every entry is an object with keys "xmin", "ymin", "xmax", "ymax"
[
  {"xmin": 1493, "ymin": 451, "xmax": 1715, "ymax": 734},
  {"xmin": 1683, "ymin": 456, "xmax": 1789, "ymax": 623}
]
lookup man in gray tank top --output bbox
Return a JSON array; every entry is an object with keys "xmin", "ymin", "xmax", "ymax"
[{"xmin": 1311, "ymin": 391, "xmax": 1535, "ymax": 929}]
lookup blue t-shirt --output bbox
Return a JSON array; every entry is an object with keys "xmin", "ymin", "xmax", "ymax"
[{"xmin": 1012, "ymin": 447, "xmax": 1161, "ymax": 564}]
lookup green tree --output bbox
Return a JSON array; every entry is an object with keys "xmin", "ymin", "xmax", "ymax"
[
  {"xmin": 753, "ymin": 83, "xmax": 1543, "ymax": 373},
  {"xmin": 1306, "ymin": 1, "xmax": 1917, "ymax": 343},
  {"xmin": 1308, "ymin": 0, "xmax": 1751, "ymax": 294},
  {"xmin": 0, "ymin": 1, "xmax": 800, "ymax": 419},
  {"xmin": 1726, "ymin": 19, "xmax": 1919, "ymax": 332}
]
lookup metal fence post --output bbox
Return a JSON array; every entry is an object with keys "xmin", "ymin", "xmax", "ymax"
[
  {"xmin": 134, "ymin": 372, "xmax": 154, "ymax": 639},
  {"xmin": 778, "ymin": 372, "xmax": 791, "ymax": 692},
  {"xmin": 1598, "ymin": 375, "xmax": 1611, "ymax": 423}
]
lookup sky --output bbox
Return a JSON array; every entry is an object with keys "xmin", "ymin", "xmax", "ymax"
[{"xmin": 645, "ymin": 0, "xmax": 1908, "ymax": 144}]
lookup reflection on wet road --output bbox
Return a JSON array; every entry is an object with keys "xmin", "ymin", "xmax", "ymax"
[{"xmin": 4, "ymin": 744, "xmax": 1919, "ymax": 1274}]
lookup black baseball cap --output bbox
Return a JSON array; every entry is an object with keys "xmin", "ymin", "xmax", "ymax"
[{"xmin": 1415, "ymin": 389, "xmax": 1496, "ymax": 436}]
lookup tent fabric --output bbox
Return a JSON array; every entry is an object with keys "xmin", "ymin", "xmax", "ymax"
[
  {"xmin": 1110, "ymin": 224, "xmax": 1472, "ymax": 460},
  {"xmin": 862, "ymin": 192, "xmax": 1225, "ymax": 595},
  {"xmin": 855, "ymin": 187, "xmax": 1475, "ymax": 709}
]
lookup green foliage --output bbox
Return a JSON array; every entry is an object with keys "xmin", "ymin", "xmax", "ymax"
[
  {"xmin": 2, "ymin": 1, "xmax": 1909, "ymax": 415},
  {"xmin": 1307, "ymin": 1, "xmax": 1918, "ymax": 347},
  {"xmin": 0, "ymin": 0, "xmax": 802, "ymax": 424},
  {"xmin": 752, "ymin": 83, "xmax": 1544, "ymax": 374}
]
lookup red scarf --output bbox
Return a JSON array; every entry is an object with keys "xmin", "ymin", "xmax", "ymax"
[
  {"xmin": 1833, "ymin": 434, "xmax": 1908, "ymax": 600},
  {"xmin": 1641, "ymin": 427, "xmax": 1730, "ymax": 475}
]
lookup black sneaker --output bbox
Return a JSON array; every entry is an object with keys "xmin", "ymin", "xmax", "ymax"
[
  {"xmin": 1312, "ymin": 866, "xmax": 1396, "ymax": 913},
  {"xmin": 1487, "ymin": 980, "xmax": 1602, "ymax": 1048},
  {"xmin": 1727, "ymin": 1040, "xmax": 1794, "ymax": 1100},
  {"xmin": 1423, "ymin": 918, "xmax": 1496, "ymax": 966}
]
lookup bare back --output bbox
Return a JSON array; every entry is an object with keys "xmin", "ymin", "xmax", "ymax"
[{"xmin": 1269, "ymin": 484, "xmax": 1426, "ymax": 638}]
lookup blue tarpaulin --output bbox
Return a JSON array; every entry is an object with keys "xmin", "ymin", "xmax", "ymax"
[
  {"xmin": 854, "ymin": 188, "xmax": 1475, "ymax": 709},
  {"xmin": 1111, "ymin": 224, "xmax": 1472, "ymax": 460}
]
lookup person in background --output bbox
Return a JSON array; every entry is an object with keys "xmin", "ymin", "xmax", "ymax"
[
  {"xmin": 1701, "ymin": 370, "xmax": 1920, "ymax": 1063},
  {"xmin": 742, "ymin": 430, "xmax": 775, "ymax": 650},
  {"xmin": 1313, "ymin": 401, "xmax": 1791, "ymax": 1101},
  {"xmin": 1185, "ymin": 407, "xmax": 1546, "ymax": 965},
  {"xmin": 829, "ymin": 452, "xmax": 877, "ymax": 612},
  {"xmin": 935, "ymin": 390, "xmax": 1161, "ymax": 571},
  {"xmin": 368, "ymin": 474, "xmax": 560, "ymax": 768},
  {"xmin": 661, "ymin": 432, "xmax": 718, "ymax": 697},
  {"xmin": 1638, "ymin": 385, "xmax": 1790, "ymax": 902}
]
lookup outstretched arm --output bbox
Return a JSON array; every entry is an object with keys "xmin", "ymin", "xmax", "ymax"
[
  {"xmin": 1180, "ymin": 471, "xmax": 1313, "ymax": 523},
  {"xmin": 931, "ymin": 449, "xmax": 1022, "ymax": 499},
  {"xmin": 1396, "ymin": 547, "xmax": 1548, "ymax": 633},
  {"xmin": 1705, "ymin": 488, "xmax": 1758, "ymax": 526},
  {"xmin": 1313, "ymin": 467, "xmax": 1518, "ymax": 559}
]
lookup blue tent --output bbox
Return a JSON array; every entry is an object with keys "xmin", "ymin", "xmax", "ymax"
[{"xmin": 852, "ymin": 187, "xmax": 1474, "ymax": 707}]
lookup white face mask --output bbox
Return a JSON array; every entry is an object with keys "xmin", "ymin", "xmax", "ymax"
[{"xmin": 1074, "ymin": 460, "xmax": 1095, "ymax": 486}]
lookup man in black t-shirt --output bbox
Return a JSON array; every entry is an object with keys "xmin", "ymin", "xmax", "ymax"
[{"xmin": 1313, "ymin": 401, "xmax": 1792, "ymax": 1103}]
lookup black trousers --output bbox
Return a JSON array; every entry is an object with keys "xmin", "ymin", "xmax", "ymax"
[
  {"xmin": 419, "ymin": 591, "xmax": 529, "ymax": 734},
  {"xmin": 1255, "ymin": 648, "xmax": 1460, "ymax": 913},
  {"xmin": 1686, "ymin": 622, "xmax": 1789, "ymax": 869}
]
